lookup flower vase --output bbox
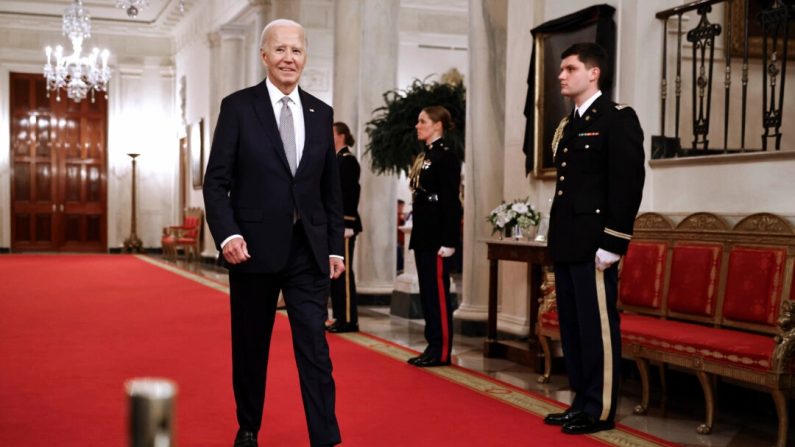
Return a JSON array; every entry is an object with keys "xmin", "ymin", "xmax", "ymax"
[{"xmin": 511, "ymin": 225, "xmax": 523, "ymax": 240}]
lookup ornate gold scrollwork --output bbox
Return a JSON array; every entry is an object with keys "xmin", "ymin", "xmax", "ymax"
[{"xmin": 772, "ymin": 300, "xmax": 795, "ymax": 374}]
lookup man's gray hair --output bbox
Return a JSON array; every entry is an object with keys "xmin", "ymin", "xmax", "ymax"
[{"xmin": 260, "ymin": 19, "xmax": 307, "ymax": 50}]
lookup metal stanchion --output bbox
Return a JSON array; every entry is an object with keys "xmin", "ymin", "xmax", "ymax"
[{"xmin": 125, "ymin": 378, "xmax": 178, "ymax": 447}]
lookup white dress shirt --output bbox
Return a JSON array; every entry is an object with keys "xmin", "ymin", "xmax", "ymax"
[{"xmin": 575, "ymin": 90, "xmax": 602, "ymax": 119}]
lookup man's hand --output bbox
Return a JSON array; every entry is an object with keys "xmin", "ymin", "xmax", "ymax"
[
  {"xmin": 329, "ymin": 257, "xmax": 345, "ymax": 279},
  {"xmin": 437, "ymin": 246, "xmax": 455, "ymax": 257},
  {"xmin": 223, "ymin": 238, "xmax": 251, "ymax": 265},
  {"xmin": 595, "ymin": 248, "xmax": 620, "ymax": 271},
  {"xmin": 344, "ymin": 228, "xmax": 354, "ymax": 238}
]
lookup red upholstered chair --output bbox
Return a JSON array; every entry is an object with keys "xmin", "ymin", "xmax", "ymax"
[{"xmin": 161, "ymin": 207, "xmax": 203, "ymax": 260}]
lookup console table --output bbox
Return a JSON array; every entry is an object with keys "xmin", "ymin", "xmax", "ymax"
[{"xmin": 481, "ymin": 239, "xmax": 551, "ymax": 372}]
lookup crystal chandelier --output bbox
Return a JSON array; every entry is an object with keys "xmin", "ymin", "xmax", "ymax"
[
  {"xmin": 43, "ymin": 0, "xmax": 111, "ymax": 103},
  {"xmin": 116, "ymin": 0, "xmax": 150, "ymax": 18}
]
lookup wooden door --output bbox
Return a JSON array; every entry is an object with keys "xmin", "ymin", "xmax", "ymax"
[{"xmin": 10, "ymin": 72, "xmax": 107, "ymax": 252}]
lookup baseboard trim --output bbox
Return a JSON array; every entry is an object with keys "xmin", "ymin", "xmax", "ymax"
[{"xmin": 0, "ymin": 247, "xmax": 10, "ymax": 254}]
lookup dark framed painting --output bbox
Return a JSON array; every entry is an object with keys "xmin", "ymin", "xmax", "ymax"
[
  {"xmin": 728, "ymin": 0, "xmax": 795, "ymax": 59},
  {"xmin": 190, "ymin": 119, "xmax": 204, "ymax": 189},
  {"xmin": 532, "ymin": 26, "xmax": 603, "ymax": 179},
  {"xmin": 522, "ymin": 5, "xmax": 615, "ymax": 178}
]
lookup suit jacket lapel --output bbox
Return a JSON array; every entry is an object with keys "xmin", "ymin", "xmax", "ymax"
[{"xmin": 252, "ymin": 80, "xmax": 293, "ymax": 175}]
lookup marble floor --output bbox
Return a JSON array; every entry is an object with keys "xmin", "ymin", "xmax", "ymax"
[{"xmin": 161, "ymin": 256, "xmax": 789, "ymax": 447}]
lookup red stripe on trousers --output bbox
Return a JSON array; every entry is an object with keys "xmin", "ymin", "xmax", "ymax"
[{"xmin": 436, "ymin": 255, "xmax": 450, "ymax": 363}]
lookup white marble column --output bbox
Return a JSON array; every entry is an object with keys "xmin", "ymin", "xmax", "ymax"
[
  {"xmin": 355, "ymin": 0, "xmax": 400, "ymax": 295},
  {"xmin": 332, "ymin": 0, "xmax": 361, "ymax": 128},
  {"xmin": 457, "ymin": 0, "xmax": 509, "ymax": 324}
]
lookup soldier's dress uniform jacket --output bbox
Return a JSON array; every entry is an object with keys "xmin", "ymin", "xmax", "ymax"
[
  {"xmin": 330, "ymin": 146, "xmax": 362, "ymax": 325},
  {"xmin": 547, "ymin": 93, "xmax": 645, "ymax": 424},
  {"xmin": 409, "ymin": 137, "xmax": 462, "ymax": 363}
]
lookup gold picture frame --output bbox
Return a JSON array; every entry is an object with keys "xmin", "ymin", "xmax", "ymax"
[{"xmin": 190, "ymin": 119, "xmax": 204, "ymax": 189}]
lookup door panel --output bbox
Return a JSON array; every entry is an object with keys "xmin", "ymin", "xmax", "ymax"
[{"xmin": 10, "ymin": 72, "xmax": 107, "ymax": 252}]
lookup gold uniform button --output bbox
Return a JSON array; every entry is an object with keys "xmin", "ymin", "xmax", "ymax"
[
  {"xmin": 559, "ymin": 176, "xmax": 565, "ymax": 181},
  {"xmin": 596, "ymin": 209, "xmax": 601, "ymax": 214},
  {"xmin": 563, "ymin": 147, "xmax": 568, "ymax": 153},
  {"xmin": 557, "ymin": 190, "xmax": 563, "ymax": 196},
  {"xmin": 585, "ymin": 144, "xmax": 590, "ymax": 149},
  {"xmin": 561, "ymin": 162, "xmax": 567, "ymax": 167}
]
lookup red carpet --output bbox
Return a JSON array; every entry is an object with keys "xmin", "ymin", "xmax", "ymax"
[{"xmin": 0, "ymin": 255, "xmax": 673, "ymax": 446}]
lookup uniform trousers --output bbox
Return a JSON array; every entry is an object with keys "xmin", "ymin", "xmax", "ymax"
[
  {"xmin": 414, "ymin": 250, "xmax": 454, "ymax": 362},
  {"xmin": 330, "ymin": 235, "xmax": 357, "ymax": 324},
  {"xmin": 229, "ymin": 222, "xmax": 341, "ymax": 446},
  {"xmin": 553, "ymin": 260, "xmax": 621, "ymax": 422}
]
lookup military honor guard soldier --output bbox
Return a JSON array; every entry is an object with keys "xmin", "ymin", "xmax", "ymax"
[
  {"xmin": 543, "ymin": 42, "xmax": 646, "ymax": 434},
  {"xmin": 327, "ymin": 122, "xmax": 363, "ymax": 333},
  {"xmin": 406, "ymin": 105, "xmax": 463, "ymax": 368}
]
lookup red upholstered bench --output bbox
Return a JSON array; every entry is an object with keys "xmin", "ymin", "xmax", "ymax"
[{"xmin": 536, "ymin": 212, "xmax": 795, "ymax": 447}]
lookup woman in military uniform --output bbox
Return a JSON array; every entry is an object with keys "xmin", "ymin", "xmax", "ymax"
[
  {"xmin": 327, "ymin": 122, "xmax": 363, "ymax": 333},
  {"xmin": 407, "ymin": 105, "xmax": 462, "ymax": 367}
]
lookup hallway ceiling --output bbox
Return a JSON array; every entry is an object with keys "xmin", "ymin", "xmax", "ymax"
[{"xmin": 0, "ymin": 0, "xmax": 193, "ymax": 37}]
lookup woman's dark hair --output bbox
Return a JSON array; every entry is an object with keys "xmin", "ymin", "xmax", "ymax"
[
  {"xmin": 333, "ymin": 122, "xmax": 355, "ymax": 147},
  {"xmin": 422, "ymin": 105, "xmax": 454, "ymax": 133}
]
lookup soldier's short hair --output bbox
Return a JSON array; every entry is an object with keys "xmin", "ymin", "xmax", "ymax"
[{"xmin": 562, "ymin": 42, "xmax": 608, "ymax": 88}]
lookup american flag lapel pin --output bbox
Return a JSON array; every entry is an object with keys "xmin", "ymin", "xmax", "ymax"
[{"xmin": 309, "ymin": 108, "xmax": 315, "ymax": 112}]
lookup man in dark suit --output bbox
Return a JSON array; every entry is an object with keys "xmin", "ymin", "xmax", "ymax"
[
  {"xmin": 203, "ymin": 19, "xmax": 344, "ymax": 447},
  {"xmin": 543, "ymin": 42, "xmax": 645, "ymax": 435},
  {"xmin": 327, "ymin": 121, "xmax": 362, "ymax": 333}
]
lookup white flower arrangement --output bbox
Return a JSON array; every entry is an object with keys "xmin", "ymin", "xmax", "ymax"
[{"xmin": 488, "ymin": 197, "xmax": 541, "ymax": 235}]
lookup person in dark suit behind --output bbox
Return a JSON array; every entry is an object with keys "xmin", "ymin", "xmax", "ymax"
[
  {"xmin": 406, "ymin": 105, "xmax": 462, "ymax": 368},
  {"xmin": 203, "ymin": 19, "xmax": 344, "ymax": 447},
  {"xmin": 327, "ymin": 122, "xmax": 362, "ymax": 333},
  {"xmin": 542, "ymin": 42, "xmax": 645, "ymax": 435}
]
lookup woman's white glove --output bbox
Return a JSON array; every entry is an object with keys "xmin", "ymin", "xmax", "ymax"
[{"xmin": 437, "ymin": 246, "xmax": 456, "ymax": 257}]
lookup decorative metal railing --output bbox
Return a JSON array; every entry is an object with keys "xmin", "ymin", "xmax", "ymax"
[{"xmin": 652, "ymin": 0, "xmax": 794, "ymax": 158}]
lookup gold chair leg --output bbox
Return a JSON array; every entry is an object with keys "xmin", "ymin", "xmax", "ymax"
[
  {"xmin": 771, "ymin": 389, "xmax": 789, "ymax": 447},
  {"xmin": 695, "ymin": 370, "xmax": 714, "ymax": 434},
  {"xmin": 633, "ymin": 357, "xmax": 650, "ymax": 415},
  {"xmin": 536, "ymin": 334, "xmax": 552, "ymax": 384}
]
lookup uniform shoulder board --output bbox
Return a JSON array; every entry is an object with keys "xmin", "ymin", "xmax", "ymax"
[{"xmin": 614, "ymin": 103, "xmax": 629, "ymax": 110}]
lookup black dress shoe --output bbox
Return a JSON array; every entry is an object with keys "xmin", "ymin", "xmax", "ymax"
[
  {"xmin": 407, "ymin": 352, "xmax": 432, "ymax": 365},
  {"xmin": 412, "ymin": 357, "xmax": 451, "ymax": 367},
  {"xmin": 562, "ymin": 413, "xmax": 615, "ymax": 435},
  {"xmin": 543, "ymin": 408, "xmax": 582, "ymax": 426},
  {"xmin": 327, "ymin": 322, "xmax": 359, "ymax": 333},
  {"xmin": 233, "ymin": 430, "xmax": 258, "ymax": 447}
]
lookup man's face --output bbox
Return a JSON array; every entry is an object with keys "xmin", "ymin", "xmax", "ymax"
[
  {"xmin": 261, "ymin": 25, "xmax": 306, "ymax": 94},
  {"xmin": 558, "ymin": 54, "xmax": 598, "ymax": 100}
]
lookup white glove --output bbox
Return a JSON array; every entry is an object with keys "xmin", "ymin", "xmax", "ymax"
[
  {"xmin": 595, "ymin": 248, "xmax": 620, "ymax": 271},
  {"xmin": 344, "ymin": 228, "xmax": 354, "ymax": 238},
  {"xmin": 437, "ymin": 246, "xmax": 455, "ymax": 257}
]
